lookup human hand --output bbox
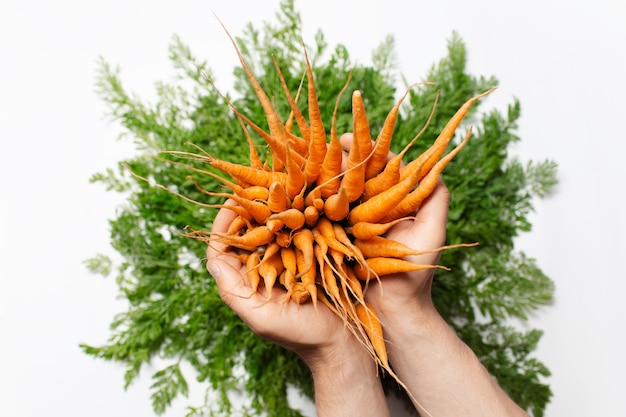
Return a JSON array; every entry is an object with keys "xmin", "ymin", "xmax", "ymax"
[
  {"xmin": 337, "ymin": 128, "xmax": 527, "ymax": 417},
  {"xmin": 339, "ymin": 133, "xmax": 450, "ymax": 320},
  {"xmin": 206, "ymin": 199, "xmax": 364, "ymax": 364},
  {"xmin": 206, "ymin": 199, "xmax": 391, "ymax": 416},
  {"xmin": 366, "ymin": 176, "xmax": 450, "ymax": 319}
]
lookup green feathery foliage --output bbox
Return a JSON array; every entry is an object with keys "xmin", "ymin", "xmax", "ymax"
[{"xmin": 82, "ymin": 0, "xmax": 557, "ymax": 415}]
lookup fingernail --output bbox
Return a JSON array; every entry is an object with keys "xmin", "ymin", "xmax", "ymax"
[{"xmin": 207, "ymin": 261, "xmax": 222, "ymax": 278}]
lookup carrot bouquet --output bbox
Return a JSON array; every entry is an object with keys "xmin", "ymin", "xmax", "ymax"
[{"xmin": 153, "ymin": 23, "xmax": 494, "ymax": 382}]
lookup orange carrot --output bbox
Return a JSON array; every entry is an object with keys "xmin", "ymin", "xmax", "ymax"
[
  {"xmin": 187, "ymin": 175, "xmax": 270, "ymax": 212},
  {"xmin": 275, "ymin": 230, "xmax": 292, "ymax": 248},
  {"xmin": 217, "ymin": 16, "xmax": 288, "ymax": 161},
  {"xmin": 283, "ymin": 137, "xmax": 307, "ymax": 200},
  {"xmin": 296, "ymin": 246, "xmax": 318, "ymax": 307},
  {"xmin": 328, "ymin": 247, "xmax": 346, "ymax": 275},
  {"xmin": 206, "ymin": 203, "xmax": 254, "ymax": 223},
  {"xmin": 332, "ymin": 223, "xmax": 366, "ymax": 267},
  {"xmin": 348, "ymin": 127, "xmax": 444, "ymax": 225},
  {"xmin": 316, "ymin": 72, "xmax": 352, "ymax": 198},
  {"xmin": 346, "ymin": 217, "xmax": 413, "ymax": 240},
  {"xmin": 268, "ymin": 208, "xmax": 305, "ymax": 230},
  {"xmin": 212, "ymin": 225, "xmax": 275, "ymax": 252},
  {"xmin": 314, "ymin": 217, "xmax": 354, "ymax": 259},
  {"xmin": 225, "ymin": 215, "xmax": 250, "ymax": 236},
  {"xmin": 290, "ymin": 187, "xmax": 305, "ymax": 211},
  {"xmin": 339, "ymin": 128, "xmax": 366, "ymax": 202},
  {"xmin": 342, "ymin": 264, "xmax": 365, "ymax": 303},
  {"xmin": 280, "ymin": 246, "xmax": 298, "ymax": 277},
  {"xmin": 206, "ymin": 155, "xmax": 286, "ymax": 188},
  {"xmin": 123, "ymin": 164, "xmax": 257, "ymax": 223},
  {"xmin": 293, "ymin": 229, "xmax": 315, "ymax": 278},
  {"xmin": 267, "ymin": 181, "xmax": 289, "ymax": 213},
  {"xmin": 242, "ymin": 185, "xmax": 271, "ymax": 201},
  {"xmin": 155, "ymin": 157, "xmax": 270, "ymax": 201},
  {"xmin": 202, "ymin": 191, "xmax": 271, "ymax": 225},
  {"xmin": 232, "ymin": 111, "xmax": 307, "ymax": 170},
  {"xmin": 312, "ymin": 231, "xmax": 346, "ymax": 303},
  {"xmin": 286, "ymin": 130, "xmax": 309, "ymax": 158},
  {"xmin": 236, "ymin": 115, "xmax": 264, "ymax": 170},
  {"xmin": 316, "ymin": 290, "xmax": 342, "ymax": 317},
  {"xmin": 279, "ymin": 246, "xmax": 298, "ymax": 302},
  {"xmin": 290, "ymin": 281, "xmax": 311, "ymax": 304},
  {"xmin": 196, "ymin": 62, "xmax": 303, "ymax": 178},
  {"xmin": 364, "ymin": 85, "xmax": 416, "ymax": 180},
  {"xmin": 354, "ymin": 236, "xmax": 479, "ymax": 259},
  {"xmin": 165, "ymin": 150, "xmax": 288, "ymax": 189},
  {"xmin": 303, "ymin": 49, "xmax": 328, "ymax": 184},
  {"xmin": 383, "ymin": 127, "xmax": 473, "ymax": 222},
  {"xmin": 245, "ymin": 251, "xmax": 262, "ymax": 292},
  {"xmin": 314, "ymin": 216, "xmax": 335, "ymax": 240},
  {"xmin": 355, "ymin": 302, "xmax": 388, "ymax": 368},
  {"xmin": 322, "ymin": 185, "xmax": 350, "ymax": 222},
  {"xmin": 258, "ymin": 251, "xmax": 285, "ymax": 300},
  {"xmin": 272, "ymin": 56, "xmax": 310, "ymax": 141},
  {"xmin": 234, "ymin": 111, "xmax": 307, "ymax": 198},
  {"xmin": 304, "ymin": 187, "xmax": 324, "ymax": 212},
  {"xmin": 354, "ymin": 257, "xmax": 448, "ymax": 280},
  {"xmin": 311, "ymin": 227, "xmax": 329, "ymax": 254},
  {"xmin": 399, "ymin": 88, "xmax": 495, "ymax": 182},
  {"xmin": 303, "ymin": 205, "xmax": 320, "ymax": 228},
  {"xmin": 362, "ymin": 89, "xmax": 439, "ymax": 199},
  {"xmin": 210, "ymin": 24, "xmax": 309, "ymax": 198},
  {"xmin": 315, "ymin": 245, "xmax": 341, "ymax": 302},
  {"xmin": 361, "ymin": 151, "xmax": 402, "ymax": 200},
  {"xmin": 259, "ymin": 241, "xmax": 281, "ymax": 265},
  {"xmin": 265, "ymin": 217, "xmax": 284, "ymax": 234},
  {"xmin": 279, "ymin": 269, "xmax": 296, "ymax": 304},
  {"xmin": 351, "ymin": 90, "xmax": 373, "ymax": 162}
]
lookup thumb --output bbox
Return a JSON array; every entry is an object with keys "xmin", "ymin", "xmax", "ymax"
[
  {"xmin": 207, "ymin": 258, "xmax": 250, "ymax": 310},
  {"xmin": 412, "ymin": 177, "xmax": 450, "ymax": 245}
]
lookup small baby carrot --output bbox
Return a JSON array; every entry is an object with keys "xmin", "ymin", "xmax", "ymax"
[
  {"xmin": 382, "ymin": 127, "xmax": 473, "ymax": 222},
  {"xmin": 354, "ymin": 257, "xmax": 449, "ymax": 280},
  {"xmin": 268, "ymin": 208, "xmax": 306, "ymax": 231}
]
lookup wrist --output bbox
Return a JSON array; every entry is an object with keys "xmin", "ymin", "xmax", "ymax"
[
  {"xmin": 374, "ymin": 297, "xmax": 447, "ymax": 343},
  {"xmin": 301, "ymin": 330, "xmax": 391, "ymax": 417},
  {"xmin": 299, "ymin": 328, "xmax": 366, "ymax": 374}
]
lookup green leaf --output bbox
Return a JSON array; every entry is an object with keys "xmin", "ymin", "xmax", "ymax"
[
  {"xmin": 150, "ymin": 363, "xmax": 190, "ymax": 414},
  {"xmin": 83, "ymin": 254, "xmax": 113, "ymax": 277}
]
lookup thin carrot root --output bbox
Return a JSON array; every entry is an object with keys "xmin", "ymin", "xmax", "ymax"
[
  {"xmin": 149, "ymin": 17, "xmax": 494, "ymax": 406},
  {"xmin": 355, "ymin": 302, "xmax": 388, "ymax": 368}
]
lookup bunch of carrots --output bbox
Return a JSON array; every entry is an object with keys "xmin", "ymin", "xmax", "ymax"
[{"xmin": 147, "ymin": 23, "xmax": 495, "ymax": 387}]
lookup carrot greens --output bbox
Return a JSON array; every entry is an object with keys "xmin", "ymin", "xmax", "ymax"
[{"xmin": 83, "ymin": 1, "xmax": 557, "ymax": 416}]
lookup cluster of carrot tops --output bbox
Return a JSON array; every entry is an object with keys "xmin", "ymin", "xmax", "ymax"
[{"xmin": 165, "ymin": 27, "xmax": 494, "ymax": 375}]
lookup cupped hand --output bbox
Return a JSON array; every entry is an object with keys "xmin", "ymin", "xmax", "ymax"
[
  {"xmin": 366, "ymin": 177, "xmax": 450, "ymax": 316},
  {"xmin": 339, "ymin": 133, "xmax": 450, "ymax": 316},
  {"xmin": 206, "ymin": 199, "xmax": 362, "ymax": 363}
]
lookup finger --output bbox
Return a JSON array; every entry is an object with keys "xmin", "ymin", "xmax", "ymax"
[
  {"xmin": 412, "ymin": 177, "xmax": 450, "ymax": 245},
  {"xmin": 206, "ymin": 199, "xmax": 239, "ymax": 261},
  {"xmin": 338, "ymin": 133, "xmax": 352, "ymax": 171},
  {"xmin": 339, "ymin": 132, "xmax": 353, "ymax": 151},
  {"xmin": 207, "ymin": 257, "xmax": 255, "ymax": 312}
]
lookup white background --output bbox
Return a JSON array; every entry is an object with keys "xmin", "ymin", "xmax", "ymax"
[{"xmin": 1, "ymin": 0, "xmax": 625, "ymax": 416}]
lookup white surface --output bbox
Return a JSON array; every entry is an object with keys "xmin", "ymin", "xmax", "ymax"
[{"xmin": 1, "ymin": 0, "xmax": 625, "ymax": 416}]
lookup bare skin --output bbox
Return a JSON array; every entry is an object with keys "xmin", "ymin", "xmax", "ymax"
[
  {"xmin": 365, "ymin": 178, "xmax": 527, "ymax": 417},
  {"xmin": 206, "ymin": 133, "xmax": 528, "ymax": 417},
  {"xmin": 207, "ymin": 199, "xmax": 390, "ymax": 417},
  {"xmin": 341, "ymin": 133, "xmax": 529, "ymax": 417}
]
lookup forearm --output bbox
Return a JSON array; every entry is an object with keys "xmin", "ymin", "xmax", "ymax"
[
  {"xmin": 303, "ymin": 338, "xmax": 390, "ymax": 417},
  {"xmin": 379, "ymin": 303, "xmax": 528, "ymax": 417}
]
